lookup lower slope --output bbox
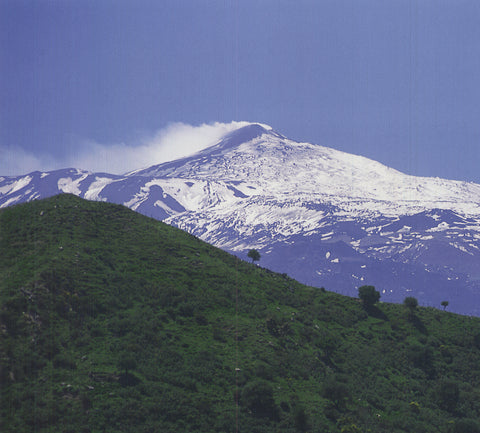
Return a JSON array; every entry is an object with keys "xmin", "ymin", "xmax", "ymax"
[{"xmin": 1, "ymin": 194, "xmax": 480, "ymax": 433}]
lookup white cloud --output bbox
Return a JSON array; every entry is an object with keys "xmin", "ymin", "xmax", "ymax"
[
  {"xmin": 0, "ymin": 121, "xmax": 264, "ymax": 176},
  {"xmin": 0, "ymin": 145, "xmax": 52, "ymax": 177},
  {"xmin": 120, "ymin": 121, "xmax": 254, "ymax": 173}
]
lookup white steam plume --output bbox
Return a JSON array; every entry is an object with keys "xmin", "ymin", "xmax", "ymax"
[{"xmin": 0, "ymin": 121, "xmax": 266, "ymax": 176}]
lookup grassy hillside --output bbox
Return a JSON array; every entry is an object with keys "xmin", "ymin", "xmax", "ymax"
[{"xmin": 1, "ymin": 194, "xmax": 480, "ymax": 433}]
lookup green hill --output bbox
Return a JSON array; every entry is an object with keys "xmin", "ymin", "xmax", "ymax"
[{"xmin": 1, "ymin": 194, "xmax": 480, "ymax": 433}]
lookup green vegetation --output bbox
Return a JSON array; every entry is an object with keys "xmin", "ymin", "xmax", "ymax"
[
  {"xmin": 358, "ymin": 285, "xmax": 381, "ymax": 309},
  {"xmin": 1, "ymin": 194, "xmax": 480, "ymax": 432},
  {"xmin": 404, "ymin": 296, "xmax": 419, "ymax": 313},
  {"xmin": 247, "ymin": 248, "xmax": 261, "ymax": 264}
]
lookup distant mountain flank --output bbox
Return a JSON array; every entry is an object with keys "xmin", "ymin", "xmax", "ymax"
[{"xmin": 1, "ymin": 123, "xmax": 480, "ymax": 314}]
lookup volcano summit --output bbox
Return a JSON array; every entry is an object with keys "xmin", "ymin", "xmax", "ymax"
[{"xmin": 1, "ymin": 123, "xmax": 480, "ymax": 314}]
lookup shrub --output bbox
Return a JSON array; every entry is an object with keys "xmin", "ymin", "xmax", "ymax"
[
  {"xmin": 358, "ymin": 285, "xmax": 380, "ymax": 308},
  {"xmin": 404, "ymin": 297, "xmax": 418, "ymax": 311},
  {"xmin": 53, "ymin": 353, "xmax": 77, "ymax": 370},
  {"xmin": 254, "ymin": 361, "xmax": 273, "ymax": 380},
  {"xmin": 240, "ymin": 380, "xmax": 278, "ymax": 419},
  {"xmin": 409, "ymin": 401, "xmax": 420, "ymax": 414},
  {"xmin": 118, "ymin": 352, "xmax": 137, "ymax": 375},
  {"xmin": 293, "ymin": 405, "xmax": 309, "ymax": 432},
  {"xmin": 437, "ymin": 379, "xmax": 460, "ymax": 412},
  {"xmin": 322, "ymin": 377, "xmax": 349, "ymax": 409},
  {"xmin": 473, "ymin": 332, "xmax": 480, "ymax": 349},
  {"xmin": 194, "ymin": 313, "xmax": 208, "ymax": 325},
  {"xmin": 453, "ymin": 418, "xmax": 480, "ymax": 433},
  {"xmin": 407, "ymin": 343, "xmax": 435, "ymax": 376}
]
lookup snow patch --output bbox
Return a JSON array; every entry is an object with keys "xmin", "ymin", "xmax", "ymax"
[
  {"xmin": 0, "ymin": 176, "xmax": 32, "ymax": 196},
  {"xmin": 58, "ymin": 178, "xmax": 81, "ymax": 195},
  {"xmin": 449, "ymin": 243, "xmax": 473, "ymax": 255},
  {"xmin": 427, "ymin": 222, "xmax": 450, "ymax": 232},
  {"xmin": 84, "ymin": 177, "xmax": 115, "ymax": 201}
]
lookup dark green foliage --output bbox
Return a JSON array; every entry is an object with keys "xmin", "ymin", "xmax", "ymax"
[
  {"xmin": 1, "ymin": 194, "xmax": 480, "ymax": 433},
  {"xmin": 441, "ymin": 300, "xmax": 449, "ymax": 310},
  {"xmin": 453, "ymin": 418, "xmax": 480, "ymax": 433},
  {"xmin": 293, "ymin": 404, "xmax": 309, "ymax": 432},
  {"xmin": 437, "ymin": 379, "xmax": 460, "ymax": 412},
  {"xmin": 407, "ymin": 343, "xmax": 435, "ymax": 376},
  {"xmin": 240, "ymin": 380, "xmax": 278, "ymax": 420},
  {"xmin": 404, "ymin": 296, "xmax": 418, "ymax": 310},
  {"xmin": 358, "ymin": 285, "xmax": 380, "ymax": 308},
  {"xmin": 474, "ymin": 332, "xmax": 480, "ymax": 349},
  {"xmin": 322, "ymin": 376, "xmax": 349, "ymax": 409},
  {"xmin": 247, "ymin": 248, "xmax": 261, "ymax": 263},
  {"xmin": 118, "ymin": 352, "xmax": 137, "ymax": 375}
]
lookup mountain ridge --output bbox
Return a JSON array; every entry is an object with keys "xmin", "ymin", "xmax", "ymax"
[{"xmin": 1, "ymin": 123, "xmax": 480, "ymax": 314}]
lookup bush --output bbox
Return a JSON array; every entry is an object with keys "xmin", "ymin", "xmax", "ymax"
[
  {"xmin": 240, "ymin": 380, "xmax": 278, "ymax": 419},
  {"xmin": 53, "ymin": 353, "xmax": 77, "ymax": 370},
  {"xmin": 254, "ymin": 361, "xmax": 273, "ymax": 380},
  {"xmin": 118, "ymin": 352, "xmax": 137, "ymax": 375},
  {"xmin": 293, "ymin": 405, "xmax": 309, "ymax": 432},
  {"xmin": 322, "ymin": 377, "xmax": 349, "ymax": 409},
  {"xmin": 404, "ymin": 297, "xmax": 418, "ymax": 310},
  {"xmin": 407, "ymin": 343, "xmax": 435, "ymax": 376},
  {"xmin": 473, "ymin": 333, "xmax": 480, "ymax": 349},
  {"xmin": 358, "ymin": 285, "xmax": 380, "ymax": 308},
  {"xmin": 453, "ymin": 418, "xmax": 480, "ymax": 433},
  {"xmin": 437, "ymin": 379, "xmax": 460, "ymax": 412}
]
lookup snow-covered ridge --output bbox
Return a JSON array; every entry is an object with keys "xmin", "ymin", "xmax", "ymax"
[
  {"xmin": 1, "ymin": 122, "xmax": 480, "ymax": 315},
  {"xmin": 126, "ymin": 124, "xmax": 480, "ymax": 217}
]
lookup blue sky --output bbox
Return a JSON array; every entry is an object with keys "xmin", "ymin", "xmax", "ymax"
[{"xmin": 1, "ymin": 0, "xmax": 479, "ymax": 183}]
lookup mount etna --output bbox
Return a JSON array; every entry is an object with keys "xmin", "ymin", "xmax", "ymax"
[{"xmin": 2, "ymin": 123, "xmax": 480, "ymax": 315}]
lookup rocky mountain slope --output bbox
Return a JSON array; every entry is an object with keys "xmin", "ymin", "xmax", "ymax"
[{"xmin": 2, "ymin": 123, "xmax": 480, "ymax": 314}]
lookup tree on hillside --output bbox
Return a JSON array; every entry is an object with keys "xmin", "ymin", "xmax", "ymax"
[
  {"xmin": 240, "ymin": 380, "xmax": 278, "ymax": 419},
  {"xmin": 404, "ymin": 296, "xmax": 418, "ymax": 312},
  {"xmin": 453, "ymin": 418, "xmax": 480, "ymax": 433},
  {"xmin": 293, "ymin": 405, "xmax": 309, "ymax": 432},
  {"xmin": 322, "ymin": 376, "xmax": 349, "ymax": 409},
  {"xmin": 247, "ymin": 249, "xmax": 261, "ymax": 264},
  {"xmin": 358, "ymin": 285, "xmax": 380, "ymax": 309},
  {"xmin": 118, "ymin": 352, "xmax": 137, "ymax": 376},
  {"xmin": 441, "ymin": 301, "xmax": 449, "ymax": 311},
  {"xmin": 437, "ymin": 379, "xmax": 460, "ymax": 412}
]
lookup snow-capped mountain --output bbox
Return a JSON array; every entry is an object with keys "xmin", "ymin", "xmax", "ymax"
[{"xmin": 2, "ymin": 123, "xmax": 480, "ymax": 315}]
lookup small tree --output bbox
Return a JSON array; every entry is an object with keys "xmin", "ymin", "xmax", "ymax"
[
  {"xmin": 322, "ymin": 376, "xmax": 349, "ymax": 409},
  {"xmin": 293, "ymin": 405, "xmax": 309, "ymax": 432},
  {"xmin": 453, "ymin": 418, "xmax": 480, "ymax": 433},
  {"xmin": 404, "ymin": 296, "xmax": 418, "ymax": 312},
  {"xmin": 437, "ymin": 379, "xmax": 460, "ymax": 412},
  {"xmin": 441, "ymin": 301, "xmax": 449, "ymax": 311},
  {"xmin": 118, "ymin": 352, "xmax": 137, "ymax": 376},
  {"xmin": 240, "ymin": 380, "xmax": 278, "ymax": 419},
  {"xmin": 358, "ymin": 285, "xmax": 380, "ymax": 309},
  {"xmin": 247, "ymin": 249, "xmax": 261, "ymax": 264}
]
